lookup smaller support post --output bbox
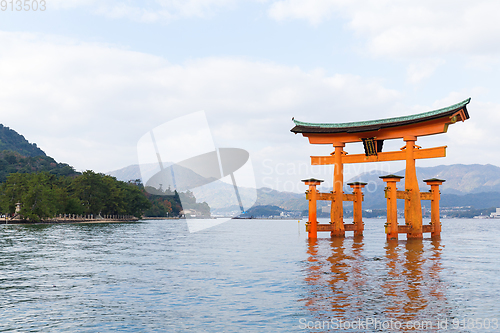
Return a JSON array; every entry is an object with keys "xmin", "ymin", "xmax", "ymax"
[
  {"xmin": 424, "ymin": 178, "xmax": 445, "ymax": 239},
  {"xmin": 380, "ymin": 175, "xmax": 404, "ymax": 241},
  {"xmin": 347, "ymin": 182, "xmax": 367, "ymax": 237},
  {"xmin": 302, "ymin": 178, "xmax": 324, "ymax": 239}
]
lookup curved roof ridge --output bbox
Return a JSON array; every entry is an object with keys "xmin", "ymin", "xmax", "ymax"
[{"xmin": 292, "ymin": 98, "xmax": 470, "ymax": 130}]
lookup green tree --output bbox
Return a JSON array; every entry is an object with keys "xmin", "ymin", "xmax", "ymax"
[
  {"xmin": 19, "ymin": 173, "xmax": 60, "ymax": 221},
  {"xmin": 0, "ymin": 173, "xmax": 26, "ymax": 214},
  {"xmin": 123, "ymin": 183, "xmax": 151, "ymax": 218},
  {"xmin": 72, "ymin": 170, "xmax": 109, "ymax": 215},
  {"xmin": 0, "ymin": 172, "xmax": 64, "ymax": 221},
  {"xmin": 72, "ymin": 171, "xmax": 151, "ymax": 218},
  {"xmin": 0, "ymin": 170, "xmax": 154, "ymax": 221}
]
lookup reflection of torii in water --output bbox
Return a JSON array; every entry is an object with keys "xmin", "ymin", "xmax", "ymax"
[
  {"xmin": 301, "ymin": 238, "xmax": 446, "ymax": 325},
  {"xmin": 293, "ymin": 98, "xmax": 471, "ymax": 240}
]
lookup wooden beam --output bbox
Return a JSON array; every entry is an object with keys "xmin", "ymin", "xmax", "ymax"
[
  {"xmin": 397, "ymin": 224, "xmax": 433, "ymax": 233},
  {"xmin": 397, "ymin": 191, "xmax": 410, "ymax": 200},
  {"xmin": 344, "ymin": 194, "xmax": 355, "ymax": 202},
  {"xmin": 306, "ymin": 223, "xmax": 357, "ymax": 232},
  {"xmin": 420, "ymin": 192, "xmax": 433, "ymax": 200},
  {"xmin": 423, "ymin": 224, "xmax": 433, "ymax": 233},
  {"xmin": 311, "ymin": 146, "xmax": 446, "ymax": 165},
  {"xmin": 306, "ymin": 224, "xmax": 333, "ymax": 232},
  {"xmin": 398, "ymin": 225, "xmax": 411, "ymax": 233},
  {"xmin": 317, "ymin": 193, "xmax": 332, "ymax": 201},
  {"xmin": 304, "ymin": 192, "xmax": 332, "ymax": 201},
  {"xmin": 344, "ymin": 223, "xmax": 356, "ymax": 231},
  {"xmin": 305, "ymin": 192, "xmax": 358, "ymax": 201}
]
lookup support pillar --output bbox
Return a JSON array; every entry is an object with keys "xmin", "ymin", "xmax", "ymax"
[
  {"xmin": 380, "ymin": 175, "xmax": 404, "ymax": 241},
  {"xmin": 331, "ymin": 143, "xmax": 345, "ymax": 237},
  {"xmin": 403, "ymin": 136, "xmax": 423, "ymax": 239},
  {"xmin": 348, "ymin": 182, "xmax": 367, "ymax": 237},
  {"xmin": 302, "ymin": 178, "xmax": 324, "ymax": 239},
  {"xmin": 424, "ymin": 178, "xmax": 445, "ymax": 239}
]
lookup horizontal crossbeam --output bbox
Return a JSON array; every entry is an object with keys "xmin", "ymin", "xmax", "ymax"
[
  {"xmin": 308, "ymin": 223, "xmax": 434, "ymax": 233},
  {"xmin": 311, "ymin": 146, "xmax": 446, "ymax": 165},
  {"xmin": 396, "ymin": 190, "xmax": 410, "ymax": 200},
  {"xmin": 420, "ymin": 192, "xmax": 433, "ymax": 200},
  {"xmin": 384, "ymin": 191, "xmax": 433, "ymax": 200},
  {"xmin": 397, "ymin": 225, "xmax": 434, "ymax": 233},
  {"xmin": 306, "ymin": 192, "xmax": 358, "ymax": 201},
  {"xmin": 306, "ymin": 223, "xmax": 358, "ymax": 232}
]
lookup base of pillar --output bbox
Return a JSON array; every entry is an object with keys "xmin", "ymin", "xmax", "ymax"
[
  {"xmin": 407, "ymin": 232, "xmax": 423, "ymax": 239},
  {"xmin": 330, "ymin": 230, "xmax": 345, "ymax": 237},
  {"xmin": 386, "ymin": 233, "xmax": 398, "ymax": 240}
]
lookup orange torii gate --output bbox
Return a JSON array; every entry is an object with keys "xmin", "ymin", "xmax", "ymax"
[{"xmin": 292, "ymin": 98, "xmax": 471, "ymax": 240}]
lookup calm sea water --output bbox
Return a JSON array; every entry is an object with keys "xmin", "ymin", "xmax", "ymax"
[{"xmin": 1, "ymin": 218, "xmax": 500, "ymax": 332}]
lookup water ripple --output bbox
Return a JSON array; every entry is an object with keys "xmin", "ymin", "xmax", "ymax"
[{"xmin": 1, "ymin": 219, "xmax": 500, "ymax": 332}]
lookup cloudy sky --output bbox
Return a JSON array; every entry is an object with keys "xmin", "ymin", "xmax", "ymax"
[{"xmin": 1, "ymin": 0, "xmax": 499, "ymax": 192}]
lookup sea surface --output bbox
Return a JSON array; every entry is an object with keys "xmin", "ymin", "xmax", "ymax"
[{"xmin": 1, "ymin": 218, "xmax": 500, "ymax": 332}]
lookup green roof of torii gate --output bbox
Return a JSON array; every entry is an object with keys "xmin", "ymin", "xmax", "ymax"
[{"xmin": 291, "ymin": 98, "xmax": 470, "ymax": 134}]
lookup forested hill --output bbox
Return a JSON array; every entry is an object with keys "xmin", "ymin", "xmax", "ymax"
[
  {"xmin": 0, "ymin": 125, "xmax": 79, "ymax": 182},
  {"xmin": 0, "ymin": 151, "xmax": 79, "ymax": 182},
  {"xmin": 0, "ymin": 125, "xmax": 193, "ymax": 219},
  {"xmin": 0, "ymin": 124, "xmax": 46, "ymax": 157}
]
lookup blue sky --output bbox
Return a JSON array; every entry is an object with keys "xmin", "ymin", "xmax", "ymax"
[{"xmin": 1, "ymin": 1, "xmax": 499, "ymax": 192}]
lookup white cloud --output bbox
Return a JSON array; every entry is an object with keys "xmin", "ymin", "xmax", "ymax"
[
  {"xmin": 0, "ymin": 31, "xmax": 490, "ymax": 192},
  {"xmin": 48, "ymin": 0, "xmax": 97, "ymax": 10},
  {"xmin": 464, "ymin": 55, "xmax": 500, "ymax": 71},
  {"xmin": 439, "ymin": 99, "xmax": 500, "ymax": 167},
  {"xmin": 0, "ymin": 30, "xmax": 402, "ymax": 191},
  {"xmin": 156, "ymin": 0, "xmax": 236, "ymax": 18},
  {"xmin": 93, "ymin": 3, "xmax": 172, "ymax": 23},
  {"xmin": 49, "ymin": 0, "xmax": 238, "ymax": 22},
  {"xmin": 406, "ymin": 58, "xmax": 445, "ymax": 84},
  {"xmin": 268, "ymin": 0, "xmax": 340, "ymax": 25},
  {"xmin": 267, "ymin": 0, "xmax": 500, "ymax": 58}
]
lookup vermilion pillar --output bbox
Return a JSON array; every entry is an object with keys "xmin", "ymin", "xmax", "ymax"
[
  {"xmin": 302, "ymin": 178, "xmax": 324, "ymax": 239},
  {"xmin": 331, "ymin": 142, "xmax": 345, "ymax": 237},
  {"xmin": 424, "ymin": 178, "xmax": 445, "ymax": 239},
  {"xmin": 404, "ymin": 136, "xmax": 423, "ymax": 239},
  {"xmin": 380, "ymin": 175, "xmax": 404, "ymax": 241},
  {"xmin": 348, "ymin": 182, "xmax": 367, "ymax": 237}
]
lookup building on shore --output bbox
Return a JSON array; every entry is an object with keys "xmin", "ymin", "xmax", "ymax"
[{"xmin": 490, "ymin": 208, "xmax": 500, "ymax": 218}]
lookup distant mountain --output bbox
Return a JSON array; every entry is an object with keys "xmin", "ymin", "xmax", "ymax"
[
  {"xmin": 107, "ymin": 164, "xmax": 309, "ymax": 211},
  {"xmin": 107, "ymin": 164, "xmax": 142, "ymax": 182},
  {"xmin": 109, "ymin": 162, "xmax": 219, "ymax": 192},
  {"xmin": 439, "ymin": 192, "xmax": 500, "ymax": 209},
  {"xmin": 347, "ymin": 164, "xmax": 500, "ymax": 195},
  {"xmin": 241, "ymin": 205, "xmax": 295, "ymax": 218},
  {"xmin": 0, "ymin": 124, "xmax": 46, "ymax": 157},
  {"xmin": 107, "ymin": 163, "xmax": 500, "ymax": 211},
  {"xmin": 415, "ymin": 164, "xmax": 500, "ymax": 194},
  {"xmin": 255, "ymin": 187, "xmax": 308, "ymax": 211},
  {"xmin": 346, "ymin": 164, "xmax": 500, "ymax": 209}
]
